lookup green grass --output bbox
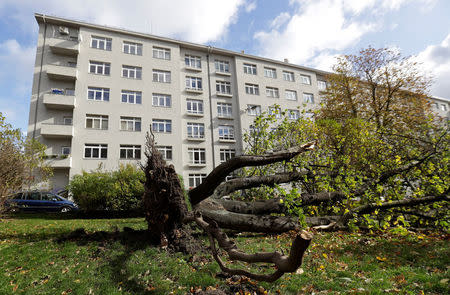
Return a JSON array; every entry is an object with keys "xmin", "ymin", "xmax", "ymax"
[{"xmin": 0, "ymin": 214, "xmax": 448, "ymax": 294}]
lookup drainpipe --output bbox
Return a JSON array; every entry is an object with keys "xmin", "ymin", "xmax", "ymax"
[
  {"xmin": 32, "ymin": 16, "xmax": 47, "ymax": 139},
  {"xmin": 206, "ymin": 46, "xmax": 216, "ymax": 169}
]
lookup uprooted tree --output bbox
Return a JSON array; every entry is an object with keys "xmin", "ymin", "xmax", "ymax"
[{"xmin": 140, "ymin": 47, "xmax": 449, "ymax": 282}]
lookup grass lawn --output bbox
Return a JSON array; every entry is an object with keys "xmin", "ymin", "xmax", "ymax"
[{"xmin": 0, "ymin": 214, "xmax": 448, "ymax": 294}]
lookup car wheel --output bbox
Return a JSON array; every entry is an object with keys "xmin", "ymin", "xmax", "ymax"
[{"xmin": 61, "ymin": 206, "xmax": 72, "ymax": 213}]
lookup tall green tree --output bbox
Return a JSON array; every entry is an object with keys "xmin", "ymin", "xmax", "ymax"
[{"xmin": 0, "ymin": 112, "xmax": 51, "ymax": 201}]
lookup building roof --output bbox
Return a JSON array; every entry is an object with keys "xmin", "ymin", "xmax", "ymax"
[{"xmin": 34, "ymin": 13, "xmax": 330, "ymax": 76}]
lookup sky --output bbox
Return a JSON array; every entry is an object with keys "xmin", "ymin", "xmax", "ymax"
[{"xmin": 0, "ymin": 0, "xmax": 449, "ymax": 133}]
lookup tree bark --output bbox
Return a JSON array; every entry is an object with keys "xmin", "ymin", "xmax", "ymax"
[{"xmin": 189, "ymin": 142, "xmax": 315, "ymax": 206}]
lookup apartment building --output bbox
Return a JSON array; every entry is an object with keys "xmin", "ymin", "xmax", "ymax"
[{"xmin": 28, "ymin": 14, "xmax": 449, "ymax": 191}]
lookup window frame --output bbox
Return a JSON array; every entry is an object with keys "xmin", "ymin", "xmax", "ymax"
[
  {"xmin": 266, "ymin": 87, "xmax": 279, "ymax": 98},
  {"xmin": 152, "ymin": 119, "xmax": 172, "ymax": 133},
  {"xmin": 86, "ymin": 114, "xmax": 108, "ymax": 130},
  {"xmin": 152, "ymin": 93, "xmax": 171, "ymax": 107},
  {"xmin": 218, "ymin": 125, "xmax": 235, "ymax": 140},
  {"xmin": 216, "ymin": 81, "xmax": 231, "ymax": 94},
  {"xmin": 121, "ymin": 90, "xmax": 142, "ymax": 104},
  {"xmin": 90, "ymin": 36, "xmax": 112, "ymax": 51},
  {"xmin": 122, "ymin": 65, "xmax": 142, "ymax": 79},
  {"xmin": 187, "ymin": 122, "xmax": 205, "ymax": 139},
  {"xmin": 243, "ymin": 63, "xmax": 257, "ymax": 75},
  {"xmin": 247, "ymin": 104, "xmax": 261, "ymax": 116},
  {"xmin": 185, "ymin": 55, "xmax": 202, "ymax": 69},
  {"xmin": 245, "ymin": 83, "xmax": 259, "ymax": 95},
  {"xmin": 87, "ymin": 87, "xmax": 110, "ymax": 101},
  {"xmin": 219, "ymin": 149, "xmax": 236, "ymax": 163},
  {"xmin": 152, "ymin": 46, "xmax": 171, "ymax": 60},
  {"xmin": 120, "ymin": 116, "xmax": 142, "ymax": 132},
  {"xmin": 303, "ymin": 93, "xmax": 315, "ymax": 104},
  {"xmin": 300, "ymin": 74, "xmax": 312, "ymax": 85},
  {"xmin": 119, "ymin": 145, "xmax": 141, "ymax": 159},
  {"xmin": 123, "ymin": 41, "xmax": 143, "ymax": 55},
  {"xmin": 285, "ymin": 90, "xmax": 298, "ymax": 101},
  {"xmin": 156, "ymin": 146, "xmax": 173, "ymax": 160},
  {"xmin": 282, "ymin": 71, "xmax": 295, "ymax": 82},
  {"xmin": 89, "ymin": 61, "xmax": 110, "ymax": 75},
  {"xmin": 84, "ymin": 144, "xmax": 108, "ymax": 159},
  {"xmin": 186, "ymin": 76, "xmax": 203, "ymax": 90},
  {"xmin": 264, "ymin": 67, "xmax": 277, "ymax": 79},
  {"xmin": 188, "ymin": 173, "xmax": 206, "ymax": 188},
  {"xmin": 188, "ymin": 148, "xmax": 206, "ymax": 165},
  {"xmin": 187, "ymin": 99, "xmax": 204, "ymax": 114},
  {"xmin": 217, "ymin": 102, "xmax": 233, "ymax": 118},
  {"xmin": 215, "ymin": 60, "xmax": 230, "ymax": 73},
  {"xmin": 153, "ymin": 70, "xmax": 171, "ymax": 83}
]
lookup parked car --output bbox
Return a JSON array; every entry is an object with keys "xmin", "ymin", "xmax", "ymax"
[{"xmin": 5, "ymin": 191, "xmax": 79, "ymax": 213}]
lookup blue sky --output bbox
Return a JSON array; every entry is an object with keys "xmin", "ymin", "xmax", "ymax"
[{"xmin": 1, "ymin": 0, "xmax": 449, "ymax": 133}]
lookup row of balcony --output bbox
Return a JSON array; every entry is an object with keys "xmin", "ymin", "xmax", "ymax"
[
  {"xmin": 41, "ymin": 123, "xmax": 73, "ymax": 138},
  {"xmin": 45, "ymin": 156, "xmax": 72, "ymax": 169}
]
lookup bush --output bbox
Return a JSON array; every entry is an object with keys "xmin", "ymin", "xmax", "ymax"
[{"xmin": 68, "ymin": 164, "xmax": 144, "ymax": 211}]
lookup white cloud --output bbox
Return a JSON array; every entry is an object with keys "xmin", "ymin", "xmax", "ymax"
[
  {"xmin": 0, "ymin": 0, "xmax": 248, "ymax": 44},
  {"xmin": 245, "ymin": 1, "xmax": 257, "ymax": 13},
  {"xmin": 270, "ymin": 12, "xmax": 290, "ymax": 30},
  {"xmin": 254, "ymin": 0, "xmax": 438, "ymax": 69},
  {"xmin": 415, "ymin": 34, "xmax": 450, "ymax": 98},
  {"xmin": 254, "ymin": 0, "xmax": 377, "ymax": 66}
]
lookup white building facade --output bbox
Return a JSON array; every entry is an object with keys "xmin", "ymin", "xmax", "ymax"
[{"xmin": 28, "ymin": 14, "xmax": 449, "ymax": 191}]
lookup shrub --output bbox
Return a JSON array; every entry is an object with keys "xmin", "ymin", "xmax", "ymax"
[{"xmin": 68, "ymin": 164, "xmax": 144, "ymax": 211}]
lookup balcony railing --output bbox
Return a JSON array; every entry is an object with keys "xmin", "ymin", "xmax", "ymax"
[
  {"xmin": 47, "ymin": 63, "xmax": 77, "ymax": 81},
  {"xmin": 48, "ymin": 36, "xmax": 79, "ymax": 56},
  {"xmin": 44, "ymin": 155, "xmax": 72, "ymax": 168},
  {"xmin": 43, "ymin": 91, "xmax": 75, "ymax": 110},
  {"xmin": 41, "ymin": 123, "xmax": 74, "ymax": 138}
]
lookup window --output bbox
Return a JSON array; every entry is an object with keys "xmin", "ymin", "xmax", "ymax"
[
  {"xmin": 187, "ymin": 99, "xmax": 204, "ymax": 114},
  {"xmin": 152, "ymin": 119, "xmax": 172, "ymax": 133},
  {"xmin": 156, "ymin": 146, "xmax": 173, "ymax": 160},
  {"xmin": 285, "ymin": 90, "xmax": 298, "ymax": 101},
  {"xmin": 288, "ymin": 110, "xmax": 300, "ymax": 120},
  {"xmin": 187, "ymin": 123, "xmax": 205, "ymax": 139},
  {"xmin": 185, "ymin": 55, "xmax": 201, "ymax": 69},
  {"xmin": 120, "ymin": 116, "xmax": 141, "ymax": 132},
  {"xmin": 269, "ymin": 107, "xmax": 282, "ymax": 119},
  {"xmin": 86, "ymin": 114, "xmax": 108, "ymax": 130},
  {"xmin": 317, "ymin": 80, "xmax": 327, "ymax": 90},
  {"xmin": 217, "ymin": 103, "xmax": 232, "ymax": 117},
  {"xmin": 186, "ymin": 77, "xmax": 202, "ymax": 90},
  {"xmin": 188, "ymin": 148, "xmax": 206, "ymax": 164},
  {"xmin": 123, "ymin": 41, "xmax": 142, "ymax": 55},
  {"xmin": 89, "ymin": 61, "xmax": 110, "ymax": 75},
  {"xmin": 84, "ymin": 144, "xmax": 107, "ymax": 159},
  {"xmin": 63, "ymin": 117, "xmax": 72, "ymax": 125},
  {"xmin": 243, "ymin": 63, "xmax": 257, "ymax": 75},
  {"xmin": 283, "ymin": 71, "xmax": 295, "ymax": 82},
  {"xmin": 91, "ymin": 36, "xmax": 111, "ymax": 51},
  {"xmin": 220, "ymin": 149, "xmax": 235, "ymax": 163},
  {"xmin": 189, "ymin": 173, "xmax": 206, "ymax": 188},
  {"xmin": 247, "ymin": 105, "xmax": 261, "ymax": 116},
  {"xmin": 153, "ymin": 70, "xmax": 171, "ymax": 83},
  {"xmin": 120, "ymin": 145, "xmax": 141, "ymax": 159},
  {"xmin": 440, "ymin": 104, "xmax": 448, "ymax": 111},
  {"xmin": 216, "ymin": 81, "xmax": 231, "ymax": 94},
  {"xmin": 87, "ymin": 87, "xmax": 109, "ymax": 101},
  {"xmin": 62, "ymin": 146, "xmax": 71, "ymax": 155},
  {"xmin": 245, "ymin": 83, "xmax": 259, "ymax": 95},
  {"xmin": 300, "ymin": 75, "xmax": 311, "ymax": 85},
  {"xmin": 121, "ymin": 90, "xmax": 142, "ymax": 104},
  {"xmin": 264, "ymin": 67, "xmax": 277, "ymax": 78},
  {"xmin": 122, "ymin": 65, "xmax": 142, "ymax": 79},
  {"xmin": 215, "ymin": 60, "xmax": 230, "ymax": 73},
  {"xmin": 152, "ymin": 47, "xmax": 171, "ymax": 60},
  {"xmin": 303, "ymin": 93, "xmax": 314, "ymax": 103},
  {"xmin": 266, "ymin": 87, "xmax": 279, "ymax": 98},
  {"xmin": 218, "ymin": 125, "xmax": 235, "ymax": 140},
  {"xmin": 152, "ymin": 93, "xmax": 171, "ymax": 107},
  {"xmin": 305, "ymin": 112, "xmax": 314, "ymax": 120}
]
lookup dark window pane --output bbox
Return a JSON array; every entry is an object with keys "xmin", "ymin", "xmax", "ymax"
[{"xmin": 101, "ymin": 148, "xmax": 107, "ymax": 158}]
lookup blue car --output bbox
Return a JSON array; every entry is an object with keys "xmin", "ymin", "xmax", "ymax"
[{"xmin": 5, "ymin": 191, "xmax": 78, "ymax": 213}]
